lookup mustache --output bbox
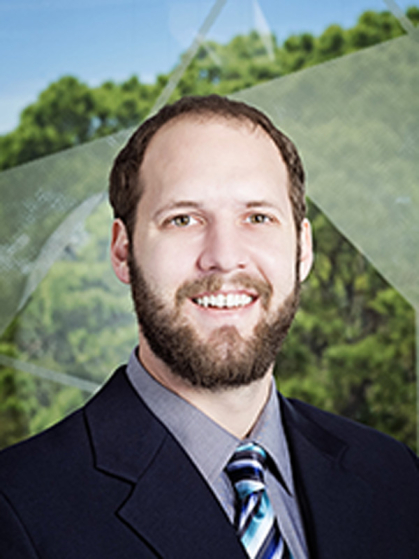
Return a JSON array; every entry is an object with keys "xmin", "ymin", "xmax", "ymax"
[{"xmin": 175, "ymin": 273, "xmax": 272, "ymax": 310}]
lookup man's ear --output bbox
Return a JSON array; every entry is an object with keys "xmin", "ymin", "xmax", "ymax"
[
  {"xmin": 299, "ymin": 218, "xmax": 313, "ymax": 282},
  {"xmin": 110, "ymin": 219, "xmax": 131, "ymax": 285}
]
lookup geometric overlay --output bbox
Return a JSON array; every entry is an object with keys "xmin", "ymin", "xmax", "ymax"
[
  {"xmin": 234, "ymin": 31, "xmax": 419, "ymax": 441},
  {"xmin": 0, "ymin": 2, "xmax": 417, "ymax": 441},
  {"xmin": 235, "ymin": 34, "xmax": 419, "ymax": 309},
  {"xmin": 0, "ymin": 131, "xmax": 130, "ymax": 338}
]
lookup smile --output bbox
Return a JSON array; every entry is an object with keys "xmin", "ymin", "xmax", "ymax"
[{"xmin": 192, "ymin": 293, "xmax": 254, "ymax": 309}]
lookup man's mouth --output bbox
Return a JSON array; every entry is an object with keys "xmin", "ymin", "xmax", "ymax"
[
  {"xmin": 192, "ymin": 292, "xmax": 255, "ymax": 309},
  {"xmin": 177, "ymin": 273, "xmax": 271, "ymax": 311}
]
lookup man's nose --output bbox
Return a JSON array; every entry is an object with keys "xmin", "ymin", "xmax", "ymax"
[{"xmin": 197, "ymin": 221, "xmax": 248, "ymax": 273}]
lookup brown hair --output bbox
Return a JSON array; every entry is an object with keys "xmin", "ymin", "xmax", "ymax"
[{"xmin": 109, "ymin": 94, "xmax": 306, "ymax": 241}]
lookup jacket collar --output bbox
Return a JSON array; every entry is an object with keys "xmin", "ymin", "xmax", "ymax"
[
  {"xmin": 280, "ymin": 394, "xmax": 373, "ymax": 559},
  {"xmin": 85, "ymin": 367, "xmax": 247, "ymax": 559},
  {"xmin": 85, "ymin": 367, "xmax": 373, "ymax": 558}
]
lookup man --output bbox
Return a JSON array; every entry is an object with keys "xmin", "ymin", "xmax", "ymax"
[{"xmin": 0, "ymin": 95, "xmax": 418, "ymax": 558}]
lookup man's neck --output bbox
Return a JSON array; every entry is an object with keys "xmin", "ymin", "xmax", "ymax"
[{"xmin": 138, "ymin": 342, "xmax": 273, "ymax": 439}]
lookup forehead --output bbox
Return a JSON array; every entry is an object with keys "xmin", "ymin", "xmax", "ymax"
[
  {"xmin": 139, "ymin": 115, "xmax": 291, "ymax": 211},
  {"xmin": 144, "ymin": 114, "xmax": 283, "ymax": 169}
]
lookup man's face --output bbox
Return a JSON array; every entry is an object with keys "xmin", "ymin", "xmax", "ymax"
[{"xmin": 113, "ymin": 117, "xmax": 312, "ymax": 389}]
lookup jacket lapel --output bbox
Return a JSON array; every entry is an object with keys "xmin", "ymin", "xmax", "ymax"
[
  {"xmin": 118, "ymin": 433, "xmax": 247, "ymax": 558},
  {"xmin": 85, "ymin": 366, "xmax": 374, "ymax": 558},
  {"xmin": 281, "ymin": 395, "xmax": 373, "ymax": 559},
  {"xmin": 85, "ymin": 368, "xmax": 247, "ymax": 558}
]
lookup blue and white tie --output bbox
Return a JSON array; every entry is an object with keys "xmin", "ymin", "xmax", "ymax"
[{"xmin": 226, "ymin": 442, "xmax": 292, "ymax": 559}]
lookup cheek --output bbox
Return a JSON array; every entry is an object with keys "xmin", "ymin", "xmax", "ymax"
[
  {"xmin": 135, "ymin": 238, "xmax": 197, "ymax": 295},
  {"xmin": 255, "ymin": 243, "xmax": 297, "ymax": 296}
]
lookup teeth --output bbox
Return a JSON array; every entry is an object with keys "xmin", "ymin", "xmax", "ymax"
[{"xmin": 194, "ymin": 293, "xmax": 253, "ymax": 309}]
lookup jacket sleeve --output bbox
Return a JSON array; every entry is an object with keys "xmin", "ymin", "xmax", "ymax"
[{"xmin": 0, "ymin": 492, "xmax": 39, "ymax": 558}]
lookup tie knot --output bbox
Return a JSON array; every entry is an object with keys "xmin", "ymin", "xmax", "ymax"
[{"xmin": 226, "ymin": 442, "xmax": 268, "ymax": 499}]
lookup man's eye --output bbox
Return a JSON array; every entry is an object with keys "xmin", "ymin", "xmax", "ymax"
[
  {"xmin": 246, "ymin": 213, "xmax": 271, "ymax": 224},
  {"xmin": 170, "ymin": 214, "xmax": 195, "ymax": 227}
]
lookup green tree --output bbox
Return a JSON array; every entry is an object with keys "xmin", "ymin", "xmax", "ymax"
[
  {"xmin": 0, "ymin": 8, "xmax": 415, "ymax": 171},
  {"xmin": 276, "ymin": 207, "xmax": 416, "ymax": 450},
  {"xmin": 1, "ymin": 7, "xmax": 418, "ymax": 449}
]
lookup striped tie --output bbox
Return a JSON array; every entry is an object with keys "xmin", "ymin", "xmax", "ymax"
[{"xmin": 226, "ymin": 442, "xmax": 292, "ymax": 559}]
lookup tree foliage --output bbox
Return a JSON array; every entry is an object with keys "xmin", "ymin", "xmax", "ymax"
[
  {"xmin": 277, "ymin": 207, "xmax": 416, "ymax": 449},
  {"xmin": 0, "ymin": 7, "xmax": 418, "ymax": 450},
  {"xmin": 1, "ymin": 8, "xmax": 416, "ymax": 171}
]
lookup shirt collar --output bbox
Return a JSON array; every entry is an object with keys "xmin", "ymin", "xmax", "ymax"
[
  {"xmin": 126, "ymin": 347, "xmax": 294, "ymax": 495},
  {"xmin": 249, "ymin": 378, "xmax": 293, "ymax": 495}
]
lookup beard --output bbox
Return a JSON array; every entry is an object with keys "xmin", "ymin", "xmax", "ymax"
[{"xmin": 128, "ymin": 254, "xmax": 300, "ymax": 391}]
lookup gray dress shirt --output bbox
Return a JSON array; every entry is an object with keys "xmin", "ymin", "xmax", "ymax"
[{"xmin": 126, "ymin": 348, "xmax": 308, "ymax": 558}]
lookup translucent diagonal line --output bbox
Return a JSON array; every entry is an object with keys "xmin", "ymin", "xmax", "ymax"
[
  {"xmin": 383, "ymin": 0, "xmax": 419, "ymax": 40},
  {"xmin": 0, "ymin": 130, "xmax": 127, "ymax": 338},
  {"xmin": 0, "ymin": 354, "xmax": 100, "ymax": 394},
  {"xmin": 195, "ymin": 33, "xmax": 222, "ymax": 66},
  {"xmin": 18, "ymin": 192, "xmax": 106, "ymax": 313},
  {"xmin": 253, "ymin": 0, "xmax": 275, "ymax": 60},
  {"xmin": 149, "ymin": 0, "xmax": 228, "ymax": 116}
]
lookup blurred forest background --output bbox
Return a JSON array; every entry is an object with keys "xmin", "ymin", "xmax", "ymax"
[{"xmin": 0, "ymin": 7, "xmax": 418, "ymax": 451}]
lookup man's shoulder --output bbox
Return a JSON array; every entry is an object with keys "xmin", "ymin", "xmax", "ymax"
[
  {"xmin": 0, "ymin": 405, "xmax": 88, "ymax": 486},
  {"xmin": 282, "ymin": 394, "xmax": 419, "ymax": 475},
  {"xmin": 0, "ymin": 366, "xmax": 128, "ymax": 487},
  {"xmin": 285, "ymin": 394, "xmax": 408, "ymax": 444}
]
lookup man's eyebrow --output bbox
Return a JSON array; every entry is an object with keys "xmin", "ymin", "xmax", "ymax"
[
  {"xmin": 153, "ymin": 200, "xmax": 203, "ymax": 220},
  {"xmin": 245, "ymin": 200, "xmax": 277, "ymax": 208}
]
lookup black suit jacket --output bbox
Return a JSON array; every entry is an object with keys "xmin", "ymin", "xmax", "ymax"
[{"xmin": 0, "ymin": 366, "xmax": 418, "ymax": 558}]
